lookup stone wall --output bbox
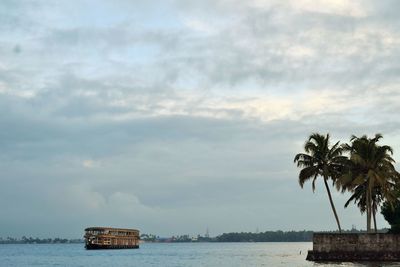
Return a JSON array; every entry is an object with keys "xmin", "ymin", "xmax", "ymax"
[{"xmin": 307, "ymin": 233, "xmax": 400, "ymax": 261}]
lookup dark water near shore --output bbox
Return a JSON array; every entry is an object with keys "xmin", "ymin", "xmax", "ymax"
[{"xmin": 0, "ymin": 242, "xmax": 399, "ymax": 267}]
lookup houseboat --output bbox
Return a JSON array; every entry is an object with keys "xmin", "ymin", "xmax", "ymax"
[{"xmin": 84, "ymin": 227, "xmax": 140, "ymax": 249}]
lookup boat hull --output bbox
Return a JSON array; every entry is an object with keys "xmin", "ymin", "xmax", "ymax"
[{"xmin": 85, "ymin": 244, "xmax": 139, "ymax": 250}]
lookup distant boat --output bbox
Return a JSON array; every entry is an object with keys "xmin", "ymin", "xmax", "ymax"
[{"xmin": 84, "ymin": 227, "xmax": 140, "ymax": 249}]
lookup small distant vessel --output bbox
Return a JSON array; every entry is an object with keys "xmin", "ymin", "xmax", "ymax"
[{"xmin": 84, "ymin": 227, "xmax": 140, "ymax": 249}]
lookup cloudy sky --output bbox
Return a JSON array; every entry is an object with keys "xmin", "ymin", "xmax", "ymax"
[{"xmin": 1, "ymin": 0, "xmax": 400, "ymax": 238}]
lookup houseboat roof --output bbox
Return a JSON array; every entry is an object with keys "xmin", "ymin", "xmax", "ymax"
[{"xmin": 85, "ymin": 227, "xmax": 139, "ymax": 233}]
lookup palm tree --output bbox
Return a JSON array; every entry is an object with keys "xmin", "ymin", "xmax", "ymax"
[
  {"xmin": 343, "ymin": 185, "xmax": 389, "ymax": 232},
  {"xmin": 294, "ymin": 133, "xmax": 345, "ymax": 232},
  {"xmin": 341, "ymin": 134, "xmax": 400, "ymax": 233}
]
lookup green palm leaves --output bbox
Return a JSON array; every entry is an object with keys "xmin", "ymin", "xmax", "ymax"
[
  {"xmin": 294, "ymin": 133, "xmax": 400, "ymax": 233},
  {"xmin": 341, "ymin": 134, "xmax": 400, "ymax": 232},
  {"xmin": 294, "ymin": 133, "xmax": 344, "ymax": 232}
]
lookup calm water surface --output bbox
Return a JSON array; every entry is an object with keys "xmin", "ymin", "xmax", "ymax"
[{"xmin": 1, "ymin": 242, "xmax": 399, "ymax": 267}]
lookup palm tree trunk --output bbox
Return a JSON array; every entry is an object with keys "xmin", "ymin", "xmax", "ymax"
[
  {"xmin": 366, "ymin": 185, "xmax": 372, "ymax": 233},
  {"xmin": 323, "ymin": 177, "xmax": 342, "ymax": 233},
  {"xmin": 373, "ymin": 201, "xmax": 377, "ymax": 233}
]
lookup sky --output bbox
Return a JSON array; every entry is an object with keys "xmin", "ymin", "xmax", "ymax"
[{"xmin": 1, "ymin": 0, "xmax": 400, "ymax": 238}]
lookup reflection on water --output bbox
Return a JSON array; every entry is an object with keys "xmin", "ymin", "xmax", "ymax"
[{"xmin": 0, "ymin": 242, "xmax": 399, "ymax": 267}]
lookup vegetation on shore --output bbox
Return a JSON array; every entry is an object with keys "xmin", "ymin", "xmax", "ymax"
[
  {"xmin": 140, "ymin": 231, "xmax": 314, "ymax": 242},
  {"xmin": 141, "ymin": 229, "xmax": 388, "ymax": 243},
  {"xmin": 295, "ymin": 133, "xmax": 400, "ymax": 233},
  {"xmin": 381, "ymin": 191, "xmax": 400, "ymax": 233},
  {"xmin": 141, "ymin": 231, "xmax": 313, "ymax": 242},
  {"xmin": 215, "ymin": 229, "xmax": 389, "ymax": 242},
  {"xmin": 3, "ymin": 228, "xmax": 392, "ymax": 244},
  {"xmin": 216, "ymin": 231, "xmax": 313, "ymax": 242},
  {"xmin": 0, "ymin": 237, "xmax": 83, "ymax": 244}
]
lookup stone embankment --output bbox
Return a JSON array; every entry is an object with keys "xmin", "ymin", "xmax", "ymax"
[{"xmin": 307, "ymin": 233, "xmax": 400, "ymax": 261}]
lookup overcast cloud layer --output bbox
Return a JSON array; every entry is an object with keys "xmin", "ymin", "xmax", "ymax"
[{"xmin": 1, "ymin": 0, "xmax": 400, "ymax": 238}]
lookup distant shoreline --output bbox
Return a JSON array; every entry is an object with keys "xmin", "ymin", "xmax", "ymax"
[
  {"xmin": 0, "ymin": 238, "xmax": 84, "ymax": 244},
  {"xmin": 2, "ymin": 229, "xmax": 383, "ymax": 244}
]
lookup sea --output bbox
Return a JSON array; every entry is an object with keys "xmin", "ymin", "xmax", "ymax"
[{"xmin": 0, "ymin": 242, "xmax": 399, "ymax": 267}]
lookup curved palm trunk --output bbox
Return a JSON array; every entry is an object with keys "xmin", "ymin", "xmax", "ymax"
[{"xmin": 323, "ymin": 177, "xmax": 342, "ymax": 233}]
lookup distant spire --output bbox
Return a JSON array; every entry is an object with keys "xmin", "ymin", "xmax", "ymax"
[{"xmin": 205, "ymin": 227, "xmax": 210, "ymax": 238}]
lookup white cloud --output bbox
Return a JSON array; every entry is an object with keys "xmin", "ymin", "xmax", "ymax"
[
  {"xmin": 82, "ymin": 160, "xmax": 101, "ymax": 168},
  {"xmin": 183, "ymin": 18, "xmax": 217, "ymax": 34},
  {"xmin": 289, "ymin": 0, "xmax": 367, "ymax": 17}
]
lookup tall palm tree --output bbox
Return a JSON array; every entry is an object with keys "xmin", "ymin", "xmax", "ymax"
[
  {"xmin": 294, "ymin": 133, "xmax": 345, "ymax": 232},
  {"xmin": 341, "ymin": 134, "xmax": 400, "ymax": 233}
]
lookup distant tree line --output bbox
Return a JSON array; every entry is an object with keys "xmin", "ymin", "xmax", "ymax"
[
  {"xmin": 0, "ymin": 237, "xmax": 83, "ymax": 244},
  {"xmin": 141, "ymin": 233, "xmax": 215, "ymax": 243},
  {"xmin": 3, "ymin": 228, "xmax": 392, "ymax": 244},
  {"xmin": 216, "ymin": 231, "xmax": 313, "ymax": 242},
  {"xmin": 142, "ymin": 231, "xmax": 316, "ymax": 242},
  {"xmin": 215, "ymin": 228, "xmax": 389, "ymax": 242}
]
